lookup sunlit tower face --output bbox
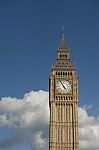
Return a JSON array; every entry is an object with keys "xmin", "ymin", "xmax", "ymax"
[{"xmin": 49, "ymin": 27, "xmax": 79, "ymax": 150}]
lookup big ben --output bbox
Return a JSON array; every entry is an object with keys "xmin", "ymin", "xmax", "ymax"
[{"xmin": 49, "ymin": 27, "xmax": 79, "ymax": 150}]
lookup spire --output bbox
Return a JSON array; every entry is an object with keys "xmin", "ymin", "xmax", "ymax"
[
  {"xmin": 59, "ymin": 25, "xmax": 68, "ymax": 49},
  {"xmin": 61, "ymin": 25, "xmax": 64, "ymax": 41}
]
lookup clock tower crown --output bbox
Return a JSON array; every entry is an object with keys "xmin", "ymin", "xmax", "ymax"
[
  {"xmin": 53, "ymin": 26, "xmax": 74, "ymax": 69},
  {"xmin": 58, "ymin": 25, "xmax": 70, "ymax": 60}
]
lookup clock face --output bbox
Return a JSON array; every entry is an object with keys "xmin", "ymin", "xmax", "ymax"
[{"xmin": 56, "ymin": 80, "xmax": 71, "ymax": 94}]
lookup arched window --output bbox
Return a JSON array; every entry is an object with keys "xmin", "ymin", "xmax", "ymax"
[
  {"xmin": 58, "ymin": 72, "xmax": 60, "ymax": 75},
  {"xmin": 70, "ymin": 72, "xmax": 72, "ymax": 76},
  {"xmin": 61, "ymin": 105, "xmax": 62, "ymax": 121},
  {"xmin": 61, "ymin": 128, "xmax": 63, "ymax": 142},
  {"xmin": 58, "ymin": 106, "xmax": 60, "ymax": 122},
  {"xmin": 58, "ymin": 128, "xmax": 60, "ymax": 141},
  {"xmin": 58, "ymin": 96, "xmax": 60, "ymax": 100},
  {"xmin": 66, "ymin": 105, "xmax": 68, "ymax": 122}
]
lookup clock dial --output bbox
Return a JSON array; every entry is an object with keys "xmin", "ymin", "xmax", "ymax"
[{"xmin": 56, "ymin": 80, "xmax": 71, "ymax": 94}]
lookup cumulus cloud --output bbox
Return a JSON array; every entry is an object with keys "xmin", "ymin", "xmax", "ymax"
[
  {"xmin": 82, "ymin": 104, "xmax": 93, "ymax": 110},
  {"xmin": 79, "ymin": 107, "xmax": 99, "ymax": 150},
  {"xmin": 0, "ymin": 90, "xmax": 49, "ymax": 150},
  {"xmin": 0, "ymin": 90, "xmax": 99, "ymax": 150}
]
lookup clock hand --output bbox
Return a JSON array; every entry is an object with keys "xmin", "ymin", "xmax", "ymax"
[{"xmin": 60, "ymin": 81, "xmax": 66, "ymax": 89}]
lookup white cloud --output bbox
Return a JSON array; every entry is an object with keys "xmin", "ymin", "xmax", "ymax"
[
  {"xmin": 83, "ymin": 104, "xmax": 93, "ymax": 110},
  {"xmin": 0, "ymin": 90, "xmax": 99, "ymax": 150},
  {"xmin": 79, "ymin": 107, "xmax": 99, "ymax": 150},
  {"xmin": 0, "ymin": 90, "xmax": 49, "ymax": 149}
]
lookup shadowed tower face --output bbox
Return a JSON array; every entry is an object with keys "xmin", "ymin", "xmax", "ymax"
[{"xmin": 49, "ymin": 27, "xmax": 79, "ymax": 150}]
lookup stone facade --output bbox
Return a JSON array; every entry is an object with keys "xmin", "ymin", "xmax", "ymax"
[{"xmin": 49, "ymin": 28, "xmax": 79, "ymax": 150}]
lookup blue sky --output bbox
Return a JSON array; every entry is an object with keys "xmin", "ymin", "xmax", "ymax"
[
  {"xmin": 0, "ymin": 0, "xmax": 99, "ymax": 149},
  {"xmin": 0, "ymin": 0, "xmax": 99, "ymax": 114}
]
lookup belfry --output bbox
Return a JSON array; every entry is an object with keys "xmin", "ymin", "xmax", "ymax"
[{"xmin": 49, "ymin": 26, "xmax": 79, "ymax": 150}]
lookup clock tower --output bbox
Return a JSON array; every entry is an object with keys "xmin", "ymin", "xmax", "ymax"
[{"xmin": 49, "ymin": 27, "xmax": 79, "ymax": 150}]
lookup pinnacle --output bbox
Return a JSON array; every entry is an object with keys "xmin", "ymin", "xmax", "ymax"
[{"xmin": 59, "ymin": 25, "xmax": 68, "ymax": 50}]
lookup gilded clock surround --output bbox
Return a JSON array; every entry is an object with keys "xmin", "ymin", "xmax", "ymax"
[{"xmin": 49, "ymin": 27, "xmax": 79, "ymax": 150}]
